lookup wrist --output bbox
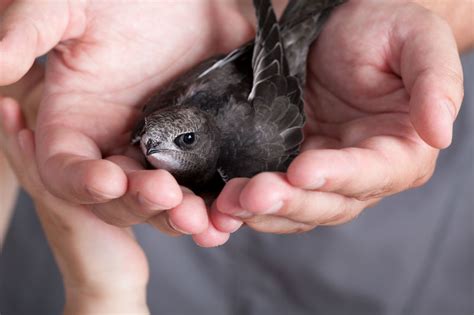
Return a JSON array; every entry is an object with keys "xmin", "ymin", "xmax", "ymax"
[{"xmin": 64, "ymin": 286, "xmax": 149, "ymax": 315}]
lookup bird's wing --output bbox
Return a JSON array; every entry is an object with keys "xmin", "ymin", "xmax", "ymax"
[
  {"xmin": 245, "ymin": 0, "xmax": 305, "ymax": 173},
  {"xmin": 198, "ymin": 44, "xmax": 252, "ymax": 79},
  {"xmin": 249, "ymin": 0, "xmax": 288, "ymax": 100},
  {"xmin": 280, "ymin": 0, "xmax": 346, "ymax": 85}
]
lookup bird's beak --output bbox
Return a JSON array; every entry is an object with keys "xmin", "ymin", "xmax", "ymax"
[
  {"xmin": 146, "ymin": 148, "xmax": 160, "ymax": 156},
  {"xmin": 145, "ymin": 140, "xmax": 160, "ymax": 156},
  {"xmin": 146, "ymin": 149, "xmax": 158, "ymax": 155}
]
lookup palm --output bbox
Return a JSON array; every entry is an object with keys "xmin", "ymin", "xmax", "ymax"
[
  {"xmin": 39, "ymin": 1, "xmax": 251, "ymax": 155},
  {"xmin": 302, "ymin": 1, "xmax": 430, "ymax": 164}
]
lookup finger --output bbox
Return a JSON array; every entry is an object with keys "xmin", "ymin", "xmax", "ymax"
[
  {"xmin": 149, "ymin": 190, "xmax": 211, "ymax": 237},
  {"xmin": 0, "ymin": 0, "xmax": 72, "ymax": 84},
  {"xmin": 192, "ymin": 221, "xmax": 230, "ymax": 248},
  {"xmin": 0, "ymin": 62, "xmax": 45, "ymax": 128},
  {"xmin": 287, "ymin": 141, "xmax": 437, "ymax": 200},
  {"xmin": 0, "ymin": 96, "xmax": 25, "ymax": 137},
  {"xmin": 398, "ymin": 8, "xmax": 464, "ymax": 148},
  {"xmin": 166, "ymin": 190, "xmax": 209, "ymax": 235},
  {"xmin": 88, "ymin": 172, "xmax": 144, "ymax": 227},
  {"xmin": 215, "ymin": 178, "xmax": 253, "ymax": 218},
  {"xmin": 236, "ymin": 172, "xmax": 367, "ymax": 226},
  {"xmin": 0, "ymin": 98, "xmax": 44, "ymax": 196},
  {"xmin": 36, "ymin": 125, "xmax": 128, "ymax": 204},
  {"xmin": 127, "ymin": 169, "xmax": 183, "ymax": 218},
  {"xmin": 90, "ymin": 156, "xmax": 183, "ymax": 227},
  {"xmin": 217, "ymin": 174, "xmax": 288, "ymax": 219},
  {"xmin": 210, "ymin": 202, "xmax": 243, "ymax": 233}
]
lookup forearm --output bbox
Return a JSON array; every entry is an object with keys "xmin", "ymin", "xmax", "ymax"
[{"xmin": 414, "ymin": 0, "xmax": 474, "ymax": 52}]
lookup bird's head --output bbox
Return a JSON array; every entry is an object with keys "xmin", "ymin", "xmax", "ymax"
[{"xmin": 137, "ymin": 106, "xmax": 221, "ymax": 184}]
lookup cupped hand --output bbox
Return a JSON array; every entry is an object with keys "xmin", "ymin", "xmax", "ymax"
[
  {"xmin": 0, "ymin": 0, "xmax": 256, "ymax": 246},
  {"xmin": 212, "ymin": 0, "xmax": 464, "ymax": 233},
  {"xmin": 0, "ymin": 97, "xmax": 149, "ymax": 313}
]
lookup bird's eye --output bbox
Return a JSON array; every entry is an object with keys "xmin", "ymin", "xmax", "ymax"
[
  {"xmin": 174, "ymin": 132, "xmax": 197, "ymax": 149},
  {"xmin": 183, "ymin": 133, "xmax": 195, "ymax": 144}
]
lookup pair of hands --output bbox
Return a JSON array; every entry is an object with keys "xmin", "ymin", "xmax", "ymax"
[
  {"xmin": 0, "ymin": 0, "xmax": 464, "ymax": 289},
  {"xmin": 0, "ymin": 0, "xmax": 463, "ymax": 242},
  {"xmin": 0, "ymin": 0, "xmax": 465, "ymax": 311}
]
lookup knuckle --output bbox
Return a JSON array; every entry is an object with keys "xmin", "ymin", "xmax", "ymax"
[
  {"xmin": 355, "ymin": 178, "xmax": 394, "ymax": 201},
  {"xmin": 344, "ymin": 207, "xmax": 361, "ymax": 223},
  {"xmin": 318, "ymin": 196, "xmax": 347, "ymax": 225},
  {"xmin": 331, "ymin": 201, "xmax": 365, "ymax": 225}
]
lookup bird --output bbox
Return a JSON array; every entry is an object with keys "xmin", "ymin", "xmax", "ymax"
[{"xmin": 132, "ymin": 0, "xmax": 345, "ymax": 192}]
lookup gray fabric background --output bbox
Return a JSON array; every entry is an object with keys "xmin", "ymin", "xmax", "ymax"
[{"xmin": 1, "ymin": 53, "xmax": 473, "ymax": 315}]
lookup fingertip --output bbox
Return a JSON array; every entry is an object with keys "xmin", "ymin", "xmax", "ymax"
[
  {"xmin": 81, "ymin": 159, "xmax": 128, "ymax": 201},
  {"xmin": 215, "ymin": 177, "xmax": 249, "ymax": 216},
  {"xmin": 210, "ymin": 203, "xmax": 243, "ymax": 233},
  {"xmin": 0, "ymin": 97, "xmax": 25, "ymax": 133},
  {"xmin": 168, "ymin": 194, "xmax": 208, "ymax": 235},
  {"xmin": 287, "ymin": 151, "xmax": 325, "ymax": 189},
  {"xmin": 129, "ymin": 169, "xmax": 183, "ymax": 210},
  {"xmin": 0, "ymin": 29, "xmax": 36, "ymax": 85},
  {"xmin": 192, "ymin": 223, "xmax": 230, "ymax": 248},
  {"xmin": 239, "ymin": 172, "xmax": 290, "ymax": 214},
  {"xmin": 410, "ymin": 98, "xmax": 454, "ymax": 149}
]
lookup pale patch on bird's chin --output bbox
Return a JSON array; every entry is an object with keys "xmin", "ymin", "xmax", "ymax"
[{"xmin": 146, "ymin": 153, "xmax": 183, "ymax": 172}]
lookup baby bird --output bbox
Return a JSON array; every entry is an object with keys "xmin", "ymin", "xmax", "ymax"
[{"xmin": 132, "ymin": 0, "xmax": 345, "ymax": 190}]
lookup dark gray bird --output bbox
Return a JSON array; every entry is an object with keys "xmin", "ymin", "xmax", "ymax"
[{"xmin": 132, "ymin": 0, "xmax": 345, "ymax": 191}]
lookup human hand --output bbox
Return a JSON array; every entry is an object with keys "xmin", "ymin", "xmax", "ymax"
[
  {"xmin": 0, "ymin": 0, "xmax": 257, "ymax": 246},
  {"xmin": 0, "ymin": 97, "xmax": 149, "ymax": 314},
  {"xmin": 212, "ymin": 0, "xmax": 464, "ymax": 233}
]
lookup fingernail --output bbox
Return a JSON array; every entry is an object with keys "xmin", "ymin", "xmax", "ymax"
[
  {"xmin": 232, "ymin": 209, "xmax": 254, "ymax": 219},
  {"xmin": 168, "ymin": 219, "xmax": 190, "ymax": 235},
  {"xmin": 86, "ymin": 186, "xmax": 119, "ymax": 201},
  {"xmin": 262, "ymin": 200, "xmax": 284, "ymax": 214},
  {"xmin": 138, "ymin": 193, "xmax": 167, "ymax": 210},
  {"xmin": 227, "ymin": 220, "xmax": 243, "ymax": 233},
  {"xmin": 309, "ymin": 177, "xmax": 326, "ymax": 190}
]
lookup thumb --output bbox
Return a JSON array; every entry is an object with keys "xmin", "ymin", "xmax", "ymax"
[
  {"xmin": 399, "ymin": 8, "xmax": 464, "ymax": 149},
  {"xmin": 0, "ymin": 0, "xmax": 82, "ymax": 85}
]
